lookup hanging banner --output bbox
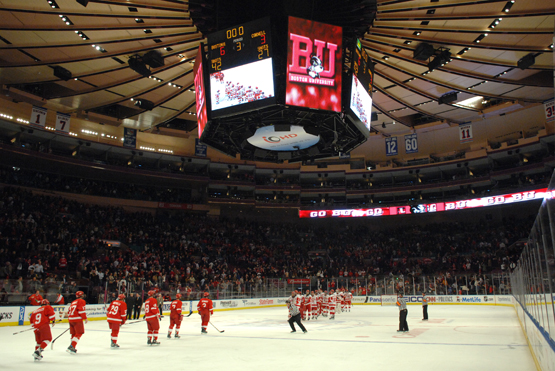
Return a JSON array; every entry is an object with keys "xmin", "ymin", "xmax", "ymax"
[
  {"xmin": 123, "ymin": 128, "xmax": 137, "ymax": 148},
  {"xmin": 30, "ymin": 106, "xmax": 47, "ymax": 127},
  {"xmin": 385, "ymin": 136, "xmax": 398, "ymax": 156},
  {"xmin": 545, "ymin": 99, "xmax": 554, "ymax": 122},
  {"xmin": 459, "ymin": 123, "xmax": 473, "ymax": 143},
  {"xmin": 195, "ymin": 138, "xmax": 207, "ymax": 157},
  {"xmin": 55, "ymin": 112, "xmax": 70, "ymax": 133},
  {"xmin": 404, "ymin": 133, "xmax": 418, "ymax": 154}
]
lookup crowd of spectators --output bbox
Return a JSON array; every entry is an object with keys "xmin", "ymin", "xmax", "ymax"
[{"xmin": 0, "ymin": 184, "xmax": 537, "ymax": 305}]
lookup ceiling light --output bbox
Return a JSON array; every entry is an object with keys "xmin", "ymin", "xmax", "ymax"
[{"xmin": 502, "ymin": 1, "xmax": 514, "ymax": 12}]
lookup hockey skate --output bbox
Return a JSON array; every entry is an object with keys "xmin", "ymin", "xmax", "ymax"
[
  {"xmin": 147, "ymin": 338, "xmax": 152, "ymax": 345},
  {"xmin": 33, "ymin": 349, "xmax": 43, "ymax": 361},
  {"xmin": 201, "ymin": 329, "xmax": 208, "ymax": 334},
  {"xmin": 329, "ymin": 315, "xmax": 335, "ymax": 320},
  {"xmin": 303, "ymin": 330, "xmax": 308, "ymax": 333},
  {"xmin": 150, "ymin": 340, "xmax": 161, "ymax": 345},
  {"xmin": 66, "ymin": 345, "xmax": 77, "ymax": 355},
  {"xmin": 167, "ymin": 333, "xmax": 172, "ymax": 338},
  {"xmin": 290, "ymin": 330, "xmax": 296, "ymax": 333},
  {"xmin": 111, "ymin": 341, "xmax": 120, "ymax": 348},
  {"xmin": 174, "ymin": 334, "xmax": 180, "ymax": 339}
]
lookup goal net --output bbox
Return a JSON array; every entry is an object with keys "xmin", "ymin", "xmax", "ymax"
[{"xmin": 381, "ymin": 295, "xmax": 398, "ymax": 306}]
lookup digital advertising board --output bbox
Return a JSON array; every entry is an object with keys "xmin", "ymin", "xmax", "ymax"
[
  {"xmin": 286, "ymin": 16, "xmax": 342, "ymax": 112},
  {"xmin": 207, "ymin": 17, "xmax": 275, "ymax": 118}
]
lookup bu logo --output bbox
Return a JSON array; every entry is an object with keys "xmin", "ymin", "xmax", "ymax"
[{"xmin": 289, "ymin": 33, "xmax": 337, "ymax": 79}]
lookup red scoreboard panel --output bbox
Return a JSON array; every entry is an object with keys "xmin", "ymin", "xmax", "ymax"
[
  {"xmin": 286, "ymin": 16, "xmax": 342, "ymax": 112},
  {"xmin": 299, "ymin": 189, "xmax": 550, "ymax": 219},
  {"xmin": 194, "ymin": 45, "xmax": 208, "ymax": 138}
]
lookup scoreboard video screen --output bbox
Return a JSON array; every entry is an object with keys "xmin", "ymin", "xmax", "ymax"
[
  {"xmin": 348, "ymin": 39, "xmax": 374, "ymax": 132},
  {"xmin": 207, "ymin": 17, "xmax": 275, "ymax": 118}
]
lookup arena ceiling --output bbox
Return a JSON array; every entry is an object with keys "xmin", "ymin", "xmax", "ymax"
[{"xmin": 0, "ymin": 0, "xmax": 553, "ymax": 139}]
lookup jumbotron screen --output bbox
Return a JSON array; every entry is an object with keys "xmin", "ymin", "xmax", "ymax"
[
  {"xmin": 349, "ymin": 74, "xmax": 373, "ymax": 131},
  {"xmin": 206, "ymin": 17, "xmax": 275, "ymax": 118},
  {"xmin": 286, "ymin": 16, "xmax": 342, "ymax": 112},
  {"xmin": 299, "ymin": 189, "xmax": 550, "ymax": 218}
]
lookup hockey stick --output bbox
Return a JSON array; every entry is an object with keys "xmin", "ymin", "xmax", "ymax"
[
  {"xmin": 13, "ymin": 320, "xmax": 63, "ymax": 335},
  {"xmin": 209, "ymin": 321, "xmax": 225, "ymax": 333},
  {"xmin": 13, "ymin": 327, "xmax": 34, "ymax": 335},
  {"xmin": 51, "ymin": 328, "xmax": 70, "ymax": 349},
  {"xmin": 185, "ymin": 300, "xmax": 193, "ymax": 317},
  {"xmin": 126, "ymin": 319, "xmax": 146, "ymax": 325}
]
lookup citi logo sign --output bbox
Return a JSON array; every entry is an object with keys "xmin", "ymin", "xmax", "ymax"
[
  {"xmin": 263, "ymin": 134, "xmax": 298, "ymax": 143},
  {"xmin": 289, "ymin": 34, "xmax": 338, "ymax": 79}
]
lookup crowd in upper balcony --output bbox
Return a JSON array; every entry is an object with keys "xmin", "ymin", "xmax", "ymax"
[{"xmin": 0, "ymin": 183, "xmax": 538, "ymax": 304}]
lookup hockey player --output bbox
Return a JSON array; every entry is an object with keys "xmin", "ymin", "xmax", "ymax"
[
  {"xmin": 338, "ymin": 289, "xmax": 345, "ymax": 312},
  {"xmin": 309, "ymin": 291, "xmax": 318, "ymax": 320},
  {"xmin": 30, "ymin": 299, "xmax": 56, "ymax": 361},
  {"xmin": 67, "ymin": 291, "xmax": 87, "ymax": 354},
  {"xmin": 328, "ymin": 289, "xmax": 337, "ymax": 320},
  {"xmin": 302, "ymin": 290, "xmax": 310, "ymax": 320},
  {"xmin": 144, "ymin": 290, "xmax": 161, "ymax": 345},
  {"xmin": 197, "ymin": 292, "xmax": 213, "ymax": 334},
  {"xmin": 322, "ymin": 290, "xmax": 329, "ymax": 317},
  {"xmin": 106, "ymin": 293, "xmax": 127, "ymax": 348},
  {"xmin": 316, "ymin": 290, "xmax": 323, "ymax": 317},
  {"xmin": 346, "ymin": 290, "xmax": 353, "ymax": 312},
  {"xmin": 168, "ymin": 293, "xmax": 183, "ymax": 338}
]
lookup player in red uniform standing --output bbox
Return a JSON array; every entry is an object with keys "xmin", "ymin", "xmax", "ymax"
[
  {"xmin": 30, "ymin": 299, "xmax": 56, "ymax": 361},
  {"xmin": 66, "ymin": 291, "xmax": 87, "ymax": 354},
  {"xmin": 106, "ymin": 293, "xmax": 127, "ymax": 348},
  {"xmin": 144, "ymin": 290, "xmax": 161, "ymax": 345},
  {"xmin": 167, "ymin": 293, "xmax": 183, "ymax": 339},
  {"xmin": 197, "ymin": 292, "xmax": 213, "ymax": 334}
]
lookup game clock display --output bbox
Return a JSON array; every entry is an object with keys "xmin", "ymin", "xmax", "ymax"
[{"xmin": 207, "ymin": 17, "xmax": 275, "ymax": 117}]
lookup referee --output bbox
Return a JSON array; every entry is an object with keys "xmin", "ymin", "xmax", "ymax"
[
  {"xmin": 396, "ymin": 293, "xmax": 409, "ymax": 332},
  {"xmin": 286, "ymin": 300, "xmax": 307, "ymax": 333}
]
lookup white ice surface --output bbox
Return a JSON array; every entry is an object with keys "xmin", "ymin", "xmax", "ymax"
[{"xmin": 0, "ymin": 305, "xmax": 536, "ymax": 371}]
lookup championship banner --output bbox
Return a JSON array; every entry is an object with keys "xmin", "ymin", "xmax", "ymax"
[
  {"xmin": 459, "ymin": 123, "xmax": 473, "ymax": 143},
  {"xmin": 30, "ymin": 106, "xmax": 47, "ymax": 127},
  {"xmin": 55, "ymin": 112, "xmax": 71, "ymax": 133},
  {"xmin": 123, "ymin": 127, "xmax": 137, "ymax": 148},
  {"xmin": 195, "ymin": 138, "xmax": 207, "ymax": 157}
]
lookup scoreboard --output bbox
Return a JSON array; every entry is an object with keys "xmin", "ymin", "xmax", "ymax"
[
  {"xmin": 347, "ymin": 38, "xmax": 374, "ymax": 133},
  {"xmin": 207, "ymin": 17, "xmax": 275, "ymax": 118}
]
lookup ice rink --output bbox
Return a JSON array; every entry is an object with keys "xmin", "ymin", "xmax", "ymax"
[{"xmin": 1, "ymin": 304, "xmax": 536, "ymax": 371}]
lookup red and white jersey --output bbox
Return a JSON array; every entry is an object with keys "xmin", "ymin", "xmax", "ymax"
[
  {"xmin": 329, "ymin": 292, "xmax": 337, "ymax": 304},
  {"xmin": 346, "ymin": 292, "xmax": 353, "ymax": 302},
  {"xmin": 293, "ymin": 295, "xmax": 303, "ymax": 308},
  {"xmin": 170, "ymin": 299, "xmax": 183, "ymax": 318},
  {"xmin": 323, "ymin": 293, "xmax": 329, "ymax": 304},
  {"xmin": 30, "ymin": 305, "xmax": 56, "ymax": 328},
  {"xmin": 303, "ymin": 295, "xmax": 311, "ymax": 305},
  {"xmin": 197, "ymin": 298, "xmax": 213, "ymax": 315},
  {"xmin": 107, "ymin": 300, "xmax": 127, "ymax": 323},
  {"xmin": 338, "ymin": 291, "xmax": 345, "ymax": 303},
  {"xmin": 55, "ymin": 293, "xmax": 65, "ymax": 305},
  {"xmin": 68, "ymin": 298, "xmax": 87, "ymax": 322},
  {"xmin": 310, "ymin": 295, "xmax": 317, "ymax": 305},
  {"xmin": 144, "ymin": 297, "xmax": 159, "ymax": 320},
  {"xmin": 29, "ymin": 294, "xmax": 43, "ymax": 306}
]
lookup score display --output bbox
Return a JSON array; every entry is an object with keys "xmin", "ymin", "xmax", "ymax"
[{"xmin": 207, "ymin": 17, "xmax": 275, "ymax": 117}]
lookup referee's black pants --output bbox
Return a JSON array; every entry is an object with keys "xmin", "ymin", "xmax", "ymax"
[
  {"xmin": 423, "ymin": 305, "xmax": 428, "ymax": 320},
  {"xmin": 399, "ymin": 309, "xmax": 409, "ymax": 331},
  {"xmin": 288, "ymin": 314, "xmax": 307, "ymax": 332}
]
